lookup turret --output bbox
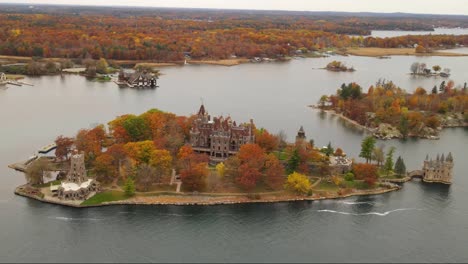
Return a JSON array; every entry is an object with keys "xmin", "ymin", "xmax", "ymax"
[
  {"xmin": 440, "ymin": 153, "xmax": 445, "ymax": 162},
  {"xmin": 446, "ymin": 152, "xmax": 454, "ymax": 162}
]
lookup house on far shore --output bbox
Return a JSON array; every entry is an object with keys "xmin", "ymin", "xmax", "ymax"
[{"xmin": 117, "ymin": 69, "xmax": 158, "ymax": 88}]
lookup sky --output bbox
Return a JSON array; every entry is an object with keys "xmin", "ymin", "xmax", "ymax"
[{"xmin": 2, "ymin": 0, "xmax": 468, "ymax": 15}]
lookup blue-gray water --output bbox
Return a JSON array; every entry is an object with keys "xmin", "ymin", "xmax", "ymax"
[{"xmin": 0, "ymin": 53, "xmax": 467, "ymax": 262}]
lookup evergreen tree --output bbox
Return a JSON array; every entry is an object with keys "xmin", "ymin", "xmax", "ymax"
[
  {"xmin": 432, "ymin": 85, "xmax": 438, "ymax": 94},
  {"xmin": 439, "ymin": 81, "xmax": 446, "ymax": 93},
  {"xmin": 287, "ymin": 148, "xmax": 300, "ymax": 174},
  {"xmin": 359, "ymin": 136, "xmax": 376, "ymax": 163},
  {"xmin": 124, "ymin": 177, "xmax": 135, "ymax": 196},
  {"xmin": 325, "ymin": 141, "xmax": 334, "ymax": 156},
  {"xmin": 394, "ymin": 156, "xmax": 407, "ymax": 178},
  {"xmin": 384, "ymin": 147, "xmax": 396, "ymax": 176},
  {"xmin": 399, "ymin": 116, "xmax": 409, "ymax": 138}
]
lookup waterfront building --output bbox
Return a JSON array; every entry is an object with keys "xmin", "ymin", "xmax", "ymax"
[
  {"xmin": 57, "ymin": 153, "xmax": 100, "ymax": 200},
  {"xmin": 190, "ymin": 104, "xmax": 255, "ymax": 163},
  {"xmin": 117, "ymin": 69, "xmax": 158, "ymax": 88},
  {"xmin": 422, "ymin": 153, "xmax": 454, "ymax": 184}
]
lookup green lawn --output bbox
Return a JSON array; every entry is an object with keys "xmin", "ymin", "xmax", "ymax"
[
  {"xmin": 81, "ymin": 191, "xmax": 130, "ymax": 206},
  {"xmin": 33, "ymin": 180, "xmax": 61, "ymax": 188}
]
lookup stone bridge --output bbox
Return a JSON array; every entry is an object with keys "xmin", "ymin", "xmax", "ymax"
[{"xmin": 408, "ymin": 170, "xmax": 424, "ymax": 179}]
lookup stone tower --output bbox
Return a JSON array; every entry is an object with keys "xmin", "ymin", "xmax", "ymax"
[
  {"xmin": 423, "ymin": 152, "xmax": 454, "ymax": 184},
  {"xmin": 295, "ymin": 125, "xmax": 306, "ymax": 143},
  {"xmin": 66, "ymin": 153, "xmax": 87, "ymax": 184}
]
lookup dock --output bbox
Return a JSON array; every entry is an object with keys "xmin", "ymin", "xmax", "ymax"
[
  {"xmin": 38, "ymin": 143, "xmax": 57, "ymax": 154},
  {"xmin": 8, "ymin": 155, "xmax": 38, "ymax": 172},
  {"xmin": 6, "ymin": 80, "xmax": 34, "ymax": 86}
]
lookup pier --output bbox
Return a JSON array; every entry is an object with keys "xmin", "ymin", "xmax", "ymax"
[{"xmin": 38, "ymin": 143, "xmax": 57, "ymax": 154}]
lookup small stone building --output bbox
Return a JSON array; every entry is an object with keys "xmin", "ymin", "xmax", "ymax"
[
  {"xmin": 190, "ymin": 104, "xmax": 255, "ymax": 163},
  {"xmin": 422, "ymin": 153, "xmax": 454, "ymax": 184},
  {"xmin": 57, "ymin": 153, "xmax": 100, "ymax": 200}
]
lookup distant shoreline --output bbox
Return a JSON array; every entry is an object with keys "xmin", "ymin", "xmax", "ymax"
[{"xmin": 342, "ymin": 47, "xmax": 468, "ymax": 57}]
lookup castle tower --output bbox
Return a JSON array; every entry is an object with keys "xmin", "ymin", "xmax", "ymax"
[
  {"xmin": 296, "ymin": 126, "xmax": 306, "ymax": 142},
  {"xmin": 66, "ymin": 153, "xmax": 87, "ymax": 184},
  {"xmin": 423, "ymin": 153, "xmax": 454, "ymax": 184},
  {"xmin": 295, "ymin": 126, "xmax": 307, "ymax": 149}
]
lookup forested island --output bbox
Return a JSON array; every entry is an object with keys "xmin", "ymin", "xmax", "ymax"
[
  {"xmin": 316, "ymin": 80, "xmax": 468, "ymax": 139},
  {"xmin": 11, "ymin": 105, "xmax": 417, "ymax": 207},
  {"xmin": 325, "ymin": 61, "xmax": 355, "ymax": 72},
  {"xmin": 0, "ymin": 4, "xmax": 467, "ymax": 68}
]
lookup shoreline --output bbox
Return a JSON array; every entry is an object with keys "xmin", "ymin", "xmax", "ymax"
[
  {"xmin": 343, "ymin": 47, "xmax": 468, "ymax": 57},
  {"xmin": 310, "ymin": 107, "xmax": 467, "ymax": 140},
  {"xmin": 14, "ymin": 184, "xmax": 400, "ymax": 208}
]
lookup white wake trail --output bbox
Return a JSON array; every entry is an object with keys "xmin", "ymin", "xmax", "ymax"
[{"xmin": 317, "ymin": 208, "xmax": 423, "ymax": 216}]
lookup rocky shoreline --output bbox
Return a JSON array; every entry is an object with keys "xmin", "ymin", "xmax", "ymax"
[
  {"xmin": 14, "ymin": 184, "xmax": 401, "ymax": 208},
  {"xmin": 311, "ymin": 107, "xmax": 467, "ymax": 140}
]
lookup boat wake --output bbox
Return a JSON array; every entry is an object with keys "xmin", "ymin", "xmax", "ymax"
[
  {"xmin": 317, "ymin": 208, "xmax": 423, "ymax": 216},
  {"xmin": 49, "ymin": 216, "xmax": 103, "ymax": 221},
  {"xmin": 340, "ymin": 201, "xmax": 377, "ymax": 206}
]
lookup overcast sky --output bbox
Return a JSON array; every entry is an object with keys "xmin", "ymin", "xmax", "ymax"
[{"xmin": 2, "ymin": 0, "xmax": 468, "ymax": 15}]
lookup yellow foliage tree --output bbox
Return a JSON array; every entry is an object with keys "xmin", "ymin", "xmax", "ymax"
[
  {"xmin": 216, "ymin": 162, "xmax": 226, "ymax": 178},
  {"xmin": 284, "ymin": 172, "xmax": 311, "ymax": 195}
]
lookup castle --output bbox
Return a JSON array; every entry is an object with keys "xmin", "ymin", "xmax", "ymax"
[
  {"xmin": 422, "ymin": 153, "xmax": 454, "ymax": 184},
  {"xmin": 56, "ymin": 153, "xmax": 100, "ymax": 200},
  {"xmin": 190, "ymin": 105, "xmax": 255, "ymax": 163}
]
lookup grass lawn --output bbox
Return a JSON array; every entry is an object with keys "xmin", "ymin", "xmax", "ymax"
[
  {"xmin": 33, "ymin": 180, "xmax": 61, "ymax": 188},
  {"xmin": 314, "ymin": 181, "xmax": 340, "ymax": 191},
  {"xmin": 81, "ymin": 191, "xmax": 130, "ymax": 206}
]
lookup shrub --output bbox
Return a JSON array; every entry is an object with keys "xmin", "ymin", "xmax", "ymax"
[{"xmin": 344, "ymin": 172, "xmax": 355, "ymax": 181}]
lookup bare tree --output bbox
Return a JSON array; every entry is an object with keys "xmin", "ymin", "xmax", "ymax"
[
  {"xmin": 25, "ymin": 159, "xmax": 52, "ymax": 185},
  {"xmin": 410, "ymin": 62, "xmax": 420, "ymax": 74}
]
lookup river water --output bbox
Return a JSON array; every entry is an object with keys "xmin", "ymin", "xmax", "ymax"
[
  {"xmin": 0, "ymin": 53, "xmax": 467, "ymax": 262},
  {"xmin": 370, "ymin": 27, "xmax": 468, "ymax": 38}
]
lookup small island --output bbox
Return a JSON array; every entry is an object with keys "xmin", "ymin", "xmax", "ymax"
[
  {"xmin": 410, "ymin": 62, "xmax": 451, "ymax": 77},
  {"xmin": 325, "ymin": 60, "xmax": 356, "ymax": 72},
  {"xmin": 315, "ymin": 80, "xmax": 468, "ymax": 139},
  {"xmin": 10, "ymin": 104, "xmax": 454, "ymax": 208}
]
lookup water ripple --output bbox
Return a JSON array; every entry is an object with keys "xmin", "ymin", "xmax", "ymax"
[{"xmin": 317, "ymin": 208, "xmax": 423, "ymax": 216}]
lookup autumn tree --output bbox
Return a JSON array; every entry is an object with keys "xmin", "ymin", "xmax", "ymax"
[
  {"xmin": 177, "ymin": 145, "xmax": 209, "ymax": 192},
  {"xmin": 54, "ymin": 135, "xmax": 74, "ymax": 161},
  {"xmin": 96, "ymin": 58, "xmax": 109, "ymax": 74},
  {"xmin": 352, "ymin": 163, "xmax": 378, "ymax": 187},
  {"xmin": 236, "ymin": 144, "xmax": 266, "ymax": 191},
  {"xmin": 284, "ymin": 172, "xmax": 311, "ymax": 195},
  {"xmin": 94, "ymin": 153, "xmax": 115, "ymax": 183},
  {"xmin": 255, "ymin": 128, "xmax": 278, "ymax": 152},
  {"xmin": 216, "ymin": 162, "xmax": 226, "ymax": 178},
  {"xmin": 264, "ymin": 154, "xmax": 285, "ymax": 190},
  {"xmin": 372, "ymin": 145, "xmax": 385, "ymax": 166}
]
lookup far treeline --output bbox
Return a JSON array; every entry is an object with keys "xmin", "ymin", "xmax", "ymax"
[{"xmin": 0, "ymin": 7, "xmax": 467, "ymax": 62}]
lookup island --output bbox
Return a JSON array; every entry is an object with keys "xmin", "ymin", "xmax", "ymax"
[
  {"xmin": 325, "ymin": 61, "xmax": 355, "ymax": 72},
  {"xmin": 9, "ymin": 104, "xmax": 454, "ymax": 208},
  {"xmin": 315, "ymin": 80, "xmax": 468, "ymax": 139}
]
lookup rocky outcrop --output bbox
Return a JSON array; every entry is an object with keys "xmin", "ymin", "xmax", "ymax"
[
  {"xmin": 373, "ymin": 123, "xmax": 402, "ymax": 139},
  {"xmin": 441, "ymin": 113, "xmax": 467, "ymax": 128}
]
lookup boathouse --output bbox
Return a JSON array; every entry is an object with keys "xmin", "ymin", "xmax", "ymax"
[{"xmin": 118, "ymin": 69, "xmax": 158, "ymax": 88}]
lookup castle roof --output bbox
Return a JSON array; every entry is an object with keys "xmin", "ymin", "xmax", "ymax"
[
  {"xmin": 198, "ymin": 104, "xmax": 206, "ymax": 115},
  {"xmin": 446, "ymin": 152, "xmax": 454, "ymax": 162}
]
